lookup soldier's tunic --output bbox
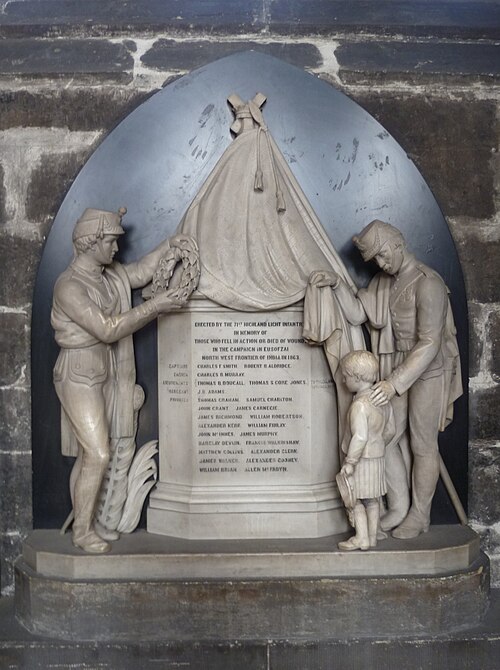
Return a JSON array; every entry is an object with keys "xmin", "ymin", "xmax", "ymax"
[
  {"xmin": 357, "ymin": 259, "xmax": 462, "ymax": 431},
  {"xmin": 51, "ymin": 262, "xmax": 136, "ymax": 458}
]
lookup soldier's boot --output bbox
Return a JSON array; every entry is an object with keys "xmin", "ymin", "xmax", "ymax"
[
  {"xmin": 93, "ymin": 520, "xmax": 120, "ymax": 542},
  {"xmin": 72, "ymin": 454, "xmax": 110, "ymax": 553},
  {"xmin": 393, "ymin": 450, "xmax": 439, "ymax": 539},
  {"xmin": 338, "ymin": 503, "xmax": 370, "ymax": 551},
  {"xmin": 392, "ymin": 506, "xmax": 430, "ymax": 540}
]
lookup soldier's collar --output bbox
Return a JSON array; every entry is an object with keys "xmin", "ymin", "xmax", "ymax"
[
  {"xmin": 72, "ymin": 258, "xmax": 105, "ymax": 280},
  {"xmin": 395, "ymin": 253, "xmax": 416, "ymax": 278}
]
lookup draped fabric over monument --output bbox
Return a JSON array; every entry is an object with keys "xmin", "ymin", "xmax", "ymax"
[{"xmin": 179, "ymin": 93, "xmax": 357, "ymax": 311}]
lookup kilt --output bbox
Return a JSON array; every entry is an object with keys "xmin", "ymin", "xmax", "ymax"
[{"xmin": 353, "ymin": 456, "xmax": 386, "ymax": 499}]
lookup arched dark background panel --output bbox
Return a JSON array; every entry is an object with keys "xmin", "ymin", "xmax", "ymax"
[{"xmin": 32, "ymin": 51, "xmax": 468, "ymax": 528}]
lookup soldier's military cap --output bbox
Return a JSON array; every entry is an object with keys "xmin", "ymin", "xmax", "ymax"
[
  {"xmin": 73, "ymin": 207, "xmax": 127, "ymax": 241},
  {"xmin": 353, "ymin": 219, "xmax": 404, "ymax": 261}
]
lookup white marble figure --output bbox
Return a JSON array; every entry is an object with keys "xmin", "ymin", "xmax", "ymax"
[
  {"xmin": 51, "ymin": 207, "xmax": 195, "ymax": 553},
  {"xmin": 337, "ymin": 351, "xmax": 395, "ymax": 551},
  {"xmin": 309, "ymin": 220, "xmax": 462, "ymax": 539}
]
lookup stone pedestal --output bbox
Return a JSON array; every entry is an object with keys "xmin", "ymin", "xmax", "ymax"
[
  {"xmin": 15, "ymin": 527, "xmax": 489, "ymax": 641},
  {"xmin": 147, "ymin": 296, "xmax": 347, "ymax": 539}
]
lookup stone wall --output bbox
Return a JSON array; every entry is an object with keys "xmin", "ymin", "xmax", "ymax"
[{"xmin": 0, "ymin": 1, "xmax": 498, "ymax": 594}]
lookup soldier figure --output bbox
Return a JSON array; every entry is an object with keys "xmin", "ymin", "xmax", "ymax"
[
  {"xmin": 309, "ymin": 220, "xmax": 462, "ymax": 539},
  {"xmin": 52, "ymin": 207, "xmax": 187, "ymax": 553}
]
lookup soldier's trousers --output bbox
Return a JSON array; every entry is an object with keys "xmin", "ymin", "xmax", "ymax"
[
  {"xmin": 387, "ymin": 373, "xmax": 444, "ymax": 527},
  {"xmin": 55, "ymin": 377, "xmax": 112, "ymax": 542}
]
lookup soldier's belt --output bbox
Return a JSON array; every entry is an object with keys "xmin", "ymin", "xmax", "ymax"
[{"xmin": 395, "ymin": 338, "xmax": 417, "ymax": 351}]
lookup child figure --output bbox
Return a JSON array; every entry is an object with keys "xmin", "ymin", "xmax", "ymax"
[{"xmin": 337, "ymin": 351, "xmax": 396, "ymax": 551}]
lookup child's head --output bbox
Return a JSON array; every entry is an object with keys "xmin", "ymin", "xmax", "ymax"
[{"xmin": 340, "ymin": 350, "xmax": 378, "ymax": 384}]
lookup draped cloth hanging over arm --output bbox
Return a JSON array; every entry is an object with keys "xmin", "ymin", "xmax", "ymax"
[{"xmin": 302, "ymin": 280, "xmax": 365, "ymax": 447}]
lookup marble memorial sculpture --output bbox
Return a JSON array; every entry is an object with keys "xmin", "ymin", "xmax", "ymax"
[
  {"xmin": 308, "ymin": 220, "xmax": 463, "ymax": 539},
  {"xmin": 51, "ymin": 206, "xmax": 199, "ymax": 553},
  {"xmin": 336, "ymin": 351, "xmax": 395, "ymax": 551},
  {"xmin": 50, "ymin": 93, "xmax": 463, "ymax": 548}
]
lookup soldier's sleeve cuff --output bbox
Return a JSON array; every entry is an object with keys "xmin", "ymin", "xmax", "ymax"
[
  {"xmin": 139, "ymin": 300, "xmax": 158, "ymax": 317},
  {"xmin": 387, "ymin": 374, "xmax": 405, "ymax": 396}
]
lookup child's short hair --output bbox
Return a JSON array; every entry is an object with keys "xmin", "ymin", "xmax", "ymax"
[{"xmin": 340, "ymin": 350, "xmax": 378, "ymax": 383}]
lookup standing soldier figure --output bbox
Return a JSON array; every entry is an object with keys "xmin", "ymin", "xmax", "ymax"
[
  {"xmin": 52, "ymin": 207, "xmax": 187, "ymax": 553},
  {"xmin": 309, "ymin": 220, "xmax": 462, "ymax": 539}
]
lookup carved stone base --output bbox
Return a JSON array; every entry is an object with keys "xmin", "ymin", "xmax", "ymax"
[
  {"xmin": 15, "ymin": 527, "xmax": 489, "ymax": 641},
  {"xmin": 147, "ymin": 481, "xmax": 349, "ymax": 539}
]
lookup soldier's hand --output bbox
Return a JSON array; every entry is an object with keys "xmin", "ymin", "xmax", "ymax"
[
  {"xmin": 153, "ymin": 290, "xmax": 186, "ymax": 313},
  {"xmin": 370, "ymin": 380, "xmax": 396, "ymax": 406},
  {"xmin": 169, "ymin": 234, "xmax": 195, "ymax": 250},
  {"xmin": 308, "ymin": 270, "xmax": 340, "ymax": 289}
]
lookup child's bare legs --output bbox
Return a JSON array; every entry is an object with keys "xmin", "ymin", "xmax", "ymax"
[
  {"xmin": 338, "ymin": 502, "xmax": 370, "ymax": 551},
  {"xmin": 366, "ymin": 498, "xmax": 388, "ymax": 547}
]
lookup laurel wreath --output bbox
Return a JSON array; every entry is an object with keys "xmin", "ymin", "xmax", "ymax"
[{"xmin": 151, "ymin": 236, "xmax": 200, "ymax": 301}]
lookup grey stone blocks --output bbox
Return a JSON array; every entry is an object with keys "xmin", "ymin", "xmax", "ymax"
[
  {"xmin": 141, "ymin": 39, "xmax": 323, "ymax": 71},
  {"xmin": 0, "ymin": 1, "xmax": 498, "ymax": 39},
  {"xmin": 0, "ymin": 38, "xmax": 133, "ymax": 81}
]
